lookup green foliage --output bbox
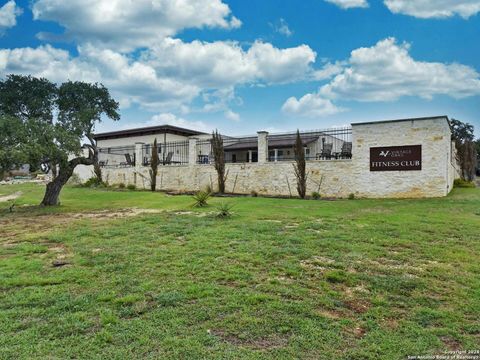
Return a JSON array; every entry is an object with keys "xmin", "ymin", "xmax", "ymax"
[
  {"xmin": 192, "ymin": 190, "xmax": 211, "ymax": 207},
  {"xmin": 126, "ymin": 184, "xmax": 136, "ymax": 191},
  {"xmin": 0, "ymin": 184, "xmax": 479, "ymax": 358},
  {"xmin": 149, "ymin": 138, "xmax": 159, "ymax": 192},
  {"xmin": 0, "ymin": 75, "xmax": 120, "ymax": 206},
  {"xmin": 215, "ymin": 202, "xmax": 234, "ymax": 218},
  {"xmin": 454, "ymin": 178, "xmax": 476, "ymax": 188},
  {"xmin": 212, "ymin": 130, "xmax": 226, "ymax": 193},
  {"xmin": 83, "ymin": 177, "xmax": 107, "ymax": 188},
  {"xmin": 118, "ymin": 183, "xmax": 126, "ymax": 189},
  {"xmin": 311, "ymin": 191, "xmax": 321, "ymax": 200},
  {"xmin": 66, "ymin": 173, "xmax": 82, "ymax": 186},
  {"xmin": 293, "ymin": 129, "xmax": 307, "ymax": 199},
  {"xmin": 450, "ymin": 119, "xmax": 477, "ymax": 181},
  {"xmin": 348, "ymin": 193, "xmax": 355, "ymax": 200}
]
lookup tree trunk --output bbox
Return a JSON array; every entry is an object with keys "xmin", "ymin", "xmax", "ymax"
[{"xmin": 41, "ymin": 156, "xmax": 93, "ymax": 206}]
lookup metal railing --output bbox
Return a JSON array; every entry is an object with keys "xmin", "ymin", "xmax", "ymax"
[
  {"xmin": 98, "ymin": 145, "xmax": 136, "ymax": 167},
  {"xmin": 196, "ymin": 136, "xmax": 259, "ymax": 164},
  {"xmin": 142, "ymin": 140, "xmax": 189, "ymax": 166},
  {"xmin": 267, "ymin": 127, "xmax": 352, "ymax": 162}
]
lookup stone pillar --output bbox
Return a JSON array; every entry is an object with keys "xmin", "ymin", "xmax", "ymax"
[
  {"xmin": 274, "ymin": 149, "xmax": 278, "ymax": 162},
  {"xmin": 135, "ymin": 142, "xmax": 144, "ymax": 169},
  {"xmin": 257, "ymin": 131, "xmax": 268, "ymax": 164},
  {"xmin": 189, "ymin": 137, "xmax": 197, "ymax": 166}
]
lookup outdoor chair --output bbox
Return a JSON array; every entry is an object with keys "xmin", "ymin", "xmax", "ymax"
[
  {"xmin": 317, "ymin": 143, "xmax": 333, "ymax": 160},
  {"xmin": 98, "ymin": 160, "xmax": 108, "ymax": 167},
  {"xmin": 339, "ymin": 142, "xmax": 352, "ymax": 159},
  {"xmin": 120, "ymin": 153, "xmax": 135, "ymax": 167}
]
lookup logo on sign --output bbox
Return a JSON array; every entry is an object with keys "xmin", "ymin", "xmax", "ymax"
[{"xmin": 370, "ymin": 145, "xmax": 422, "ymax": 171}]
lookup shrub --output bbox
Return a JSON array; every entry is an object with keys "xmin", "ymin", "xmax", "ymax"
[
  {"xmin": 250, "ymin": 190, "xmax": 258, "ymax": 197},
  {"xmin": 127, "ymin": 184, "xmax": 136, "ymax": 191},
  {"xmin": 453, "ymin": 178, "xmax": 476, "ymax": 188},
  {"xmin": 193, "ymin": 190, "xmax": 211, "ymax": 207},
  {"xmin": 118, "ymin": 183, "xmax": 126, "ymax": 189},
  {"xmin": 67, "ymin": 173, "xmax": 82, "ymax": 186},
  {"xmin": 215, "ymin": 202, "xmax": 234, "ymax": 218},
  {"xmin": 83, "ymin": 177, "xmax": 107, "ymax": 188},
  {"xmin": 205, "ymin": 184, "xmax": 213, "ymax": 194},
  {"xmin": 348, "ymin": 193, "xmax": 355, "ymax": 200},
  {"xmin": 311, "ymin": 191, "xmax": 321, "ymax": 200}
]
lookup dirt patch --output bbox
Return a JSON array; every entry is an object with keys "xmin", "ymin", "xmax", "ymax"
[
  {"xmin": 0, "ymin": 208, "xmax": 164, "ymax": 242},
  {"xmin": 0, "ymin": 191, "xmax": 22, "ymax": 202},
  {"xmin": 344, "ymin": 299, "xmax": 371, "ymax": 314},
  {"xmin": 300, "ymin": 256, "xmax": 336, "ymax": 271},
  {"xmin": 209, "ymin": 329, "xmax": 289, "ymax": 350},
  {"xmin": 440, "ymin": 335, "xmax": 462, "ymax": 351}
]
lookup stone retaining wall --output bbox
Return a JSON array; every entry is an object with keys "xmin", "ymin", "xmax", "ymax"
[{"xmin": 76, "ymin": 116, "xmax": 459, "ymax": 198}]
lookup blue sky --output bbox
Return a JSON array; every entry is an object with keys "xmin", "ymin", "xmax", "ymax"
[{"xmin": 0, "ymin": 0, "xmax": 479, "ymax": 136}]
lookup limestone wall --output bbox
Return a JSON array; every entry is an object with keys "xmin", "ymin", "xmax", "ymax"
[
  {"xmin": 351, "ymin": 117, "xmax": 453, "ymax": 198},
  {"xmin": 76, "ymin": 117, "xmax": 456, "ymax": 198}
]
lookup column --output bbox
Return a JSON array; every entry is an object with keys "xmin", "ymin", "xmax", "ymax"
[
  {"xmin": 135, "ymin": 142, "xmax": 144, "ymax": 169},
  {"xmin": 248, "ymin": 150, "xmax": 252, "ymax": 163},
  {"xmin": 188, "ymin": 137, "xmax": 197, "ymax": 165},
  {"xmin": 257, "ymin": 131, "xmax": 269, "ymax": 164},
  {"xmin": 274, "ymin": 149, "xmax": 278, "ymax": 162}
]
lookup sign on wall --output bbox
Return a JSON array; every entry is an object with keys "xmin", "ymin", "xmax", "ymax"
[{"xmin": 370, "ymin": 145, "xmax": 422, "ymax": 171}]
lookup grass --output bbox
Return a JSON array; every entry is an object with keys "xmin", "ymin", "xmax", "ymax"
[{"xmin": 0, "ymin": 183, "xmax": 479, "ymax": 359}]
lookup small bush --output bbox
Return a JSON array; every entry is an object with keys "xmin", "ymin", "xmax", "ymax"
[
  {"xmin": 250, "ymin": 190, "xmax": 258, "ymax": 197},
  {"xmin": 215, "ymin": 202, "xmax": 234, "ymax": 218},
  {"xmin": 453, "ymin": 179, "xmax": 476, "ymax": 188},
  {"xmin": 311, "ymin": 191, "xmax": 321, "ymax": 200},
  {"xmin": 83, "ymin": 177, "xmax": 107, "ymax": 188},
  {"xmin": 67, "ymin": 173, "xmax": 82, "ymax": 186},
  {"xmin": 127, "ymin": 184, "xmax": 136, "ymax": 191},
  {"xmin": 118, "ymin": 183, "xmax": 126, "ymax": 189},
  {"xmin": 193, "ymin": 190, "xmax": 211, "ymax": 207},
  {"xmin": 348, "ymin": 193, "xmax": 355, "ymax": 200}
]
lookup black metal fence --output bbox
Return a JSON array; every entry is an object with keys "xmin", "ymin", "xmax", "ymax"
[
  {"xmin": 142, "ymin": 140, "xmax": 189, "ymax": 166},
  {"xmin": 196, "ymin": 136, "xmax": 259, "ymax": 164},
  {"xmin": 267, "ymin": 127, "xmax": 352, "ymax": 162},
  {"xmin": 98, "ymin": 145, "xmax": 136, "ymax": 167}
]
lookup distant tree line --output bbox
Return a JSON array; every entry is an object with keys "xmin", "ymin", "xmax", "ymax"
[{"xmin": 450, "ymin": 119, "xmax": 478, "ymax": 181}]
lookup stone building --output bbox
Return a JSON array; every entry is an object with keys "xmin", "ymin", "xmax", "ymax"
[{"xmin": 75, "ymin": 116, "xmax": 460, "ymax": 198}]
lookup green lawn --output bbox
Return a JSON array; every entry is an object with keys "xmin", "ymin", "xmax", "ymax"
[{"xmin": 0, "ymin": 184, "xmax": 479, "ymax": 359}]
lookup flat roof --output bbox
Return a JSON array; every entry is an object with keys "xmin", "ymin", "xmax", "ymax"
[
  {"xmin": 352, "ymin": 115, "xmax": 449, "ymax": 126},
  {"xmin": 224, "ymin": 135, "xmax": 319, "ymax": 151},
  {"xmin": 94, "ymin": 124, "xmax": 206, "ymax": 141}
]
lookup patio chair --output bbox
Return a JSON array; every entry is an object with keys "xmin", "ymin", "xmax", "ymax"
[
  {"xmin": 163, "ymin": 151, "xmax": 175, "ymax": 165},
  {"xmin": 339, "ymin": 142, "xmax": 352, "ymax": 159},
  {"xmin": 120, "ymin": 153, "xmax": 135, "ymax": 167},
  {"xmin": 317, "ymin": 143, "xmax": 333, "ymax": 160}
]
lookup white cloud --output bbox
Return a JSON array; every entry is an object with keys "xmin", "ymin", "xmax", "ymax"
[
  {"xmin": 149, "ymin": 113, "xmax": 210, "ymax": 132},
  {"xmin": 32, "ymin": 0, "xmax": 241, "ymax": 51},
  {"xmin": 0, "ymin": 0, "xmax": 22, "ymax": 35},
  {"xmin": 224, "ymin": 109, "xmax": 240, "ymax": 122},
  {"xmin": 272, "ymin": 18, "xmax": 293, "ymax": 37},
  {"xmin": 324, "ymin": 0, "xmax": 369, "ymax": 9},
  {"xmin": 0, "ymin": 39, "xmax": 316, "ymax": 112},
  {"xmin": 282, "ymin": 94, "xmax": 345, "ymax": 117},
  {"xmin": 0, "ymin": 45, "xmax": 200, "ymax": 110},
  {"xmin": 384, "ymin": 0, "xmax": 480, "ymax": 19},
  {"xmin": 144, "ymin": 38, "xmax": 316, "ymax": 87},
  {"xmin": 283, "ymin": 37, "xmax": 480, "ymax": 117}
]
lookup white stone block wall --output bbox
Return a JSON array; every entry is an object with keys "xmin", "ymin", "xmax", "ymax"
[{"xmin": 76, "ymin": 117, "xmax": 456, "ymax": 198}]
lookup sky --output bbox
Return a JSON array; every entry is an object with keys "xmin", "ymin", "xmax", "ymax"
[{"xmin": 0, "ymin": 0, "xmax": 479, "ymax": 136}]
